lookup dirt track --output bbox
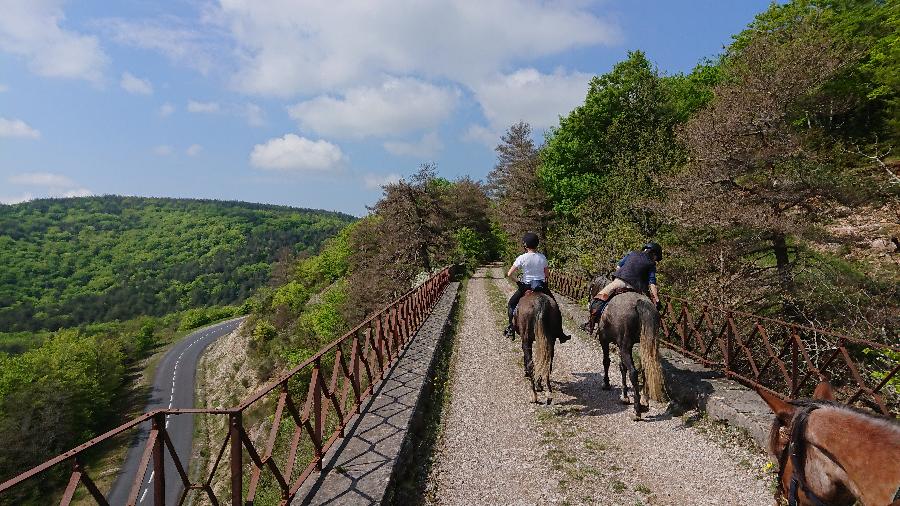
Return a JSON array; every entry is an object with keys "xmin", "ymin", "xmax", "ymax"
[{"xmin": 425, "ymin": 266, "xmax": 772, "ymax": 505}]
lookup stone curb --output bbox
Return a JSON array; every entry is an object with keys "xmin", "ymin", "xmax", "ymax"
[
  {"xmin": 292, "ymin": 281, "xmax": 461, "ymax": 505},
  {"xmin": 552, "ymin": 292, "xmax": 774, "ymax": 449}
]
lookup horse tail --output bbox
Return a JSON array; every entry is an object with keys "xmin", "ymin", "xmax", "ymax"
[
  {"xmin": 636, "ymin": 298, "xmax": 666, "ymax": 402},
  {"xmin": 532, "ymin": 296, "xmax": 555, "ymax": 390}
]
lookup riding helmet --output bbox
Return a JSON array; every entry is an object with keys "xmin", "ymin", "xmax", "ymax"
[
  {"xmin": 642, "ymin": 242, "xmax": 663, "ymax": 261},
  {"xmin": 522, "ymin": 233, "xmax": 540, "ymax": 249}
]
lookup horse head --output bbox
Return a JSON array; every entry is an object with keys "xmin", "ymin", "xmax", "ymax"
[
  {"xmin": 588, "ymin": 271, "xmax": 614, "ymax": 299},
  {"xmin": 757, "ymin": 382, "xmax": 899, "ymax": 506}
]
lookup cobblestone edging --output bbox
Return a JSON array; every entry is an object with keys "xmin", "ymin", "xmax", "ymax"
[
  {"xmin": 292, "ymin": 281, "xmax": 461, "ymax": 505},
  {"xmin": 552, "ymin": 292, "xmax": 774, "ymax": 448}
]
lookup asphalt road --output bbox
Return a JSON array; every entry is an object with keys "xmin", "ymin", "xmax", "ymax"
[{"xmin": 107, "ymin": 316, "xmax": 246, "ymax": 505}]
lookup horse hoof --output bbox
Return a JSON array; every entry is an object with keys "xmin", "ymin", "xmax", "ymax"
[
  {"xmin": 632, "ymin": 414, "xmax": 642, "ymax": 422},
  {"xmin": 620, "ymin": 397, "xmax": 630, "ymax": 405},
  {"xmin": 546, "ymin": 397, "xmax": 553, "ymax": 405},
  {"xmin": 639, "ymin": 404, "xmax": 650, "ymax": 414},
  {"xmin": 601, "ymin": 383, "xmax": 611, "ymax": 391}
]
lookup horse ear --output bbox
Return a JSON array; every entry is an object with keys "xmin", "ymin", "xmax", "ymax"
[
  {"xmin": 813, "ymin": 381, "xmax": 834, "ymax": 401},
  {"xmin": 756, "ymin": 387, "xmax": 795, "ymax": 424}
]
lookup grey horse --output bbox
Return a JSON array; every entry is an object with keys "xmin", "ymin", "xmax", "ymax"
[{"xmin": 589, "ymin": 276, "xmax": 665, "ymax": 420}]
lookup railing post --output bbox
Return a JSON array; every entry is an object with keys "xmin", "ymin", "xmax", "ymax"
[
  {"xmin": 152, "ymin": 413, "xmax": 166, "ymax": 506},
  {"xmin": 313, "ymin": 360, "xmax": 323, "ymax": 467},
  {"xmin": 230, "ymin": 411, "xmax": 242, "ymax": 506}
]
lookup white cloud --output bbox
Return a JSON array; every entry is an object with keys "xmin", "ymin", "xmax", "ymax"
[
  {"xmin": 0, "ymin": 117, "xmax": 41, "ymax": 139},
  {"xmin": 0, "ymin": 192, "xmax": 34, "ymax": 205},
  {"xmin": 186, "ymin": 144, "xmax": 203, "ymax": 156},
  {"xmin": 61, "ymin": 188, "xmax": 91, "ymax": 198},
  {"xmin": 243, "ymin": 103, "xmax": 265, "ymax": 127},
  {"xmin": 3, "ymin": 172, "xmax": 91, "ymax": 203},
  {"xmin": 187, "ymin": 100, "xmax": 220, "ymax": 113},
  {"xmin": 159, "ymin": 102, "xmax": 175, "ymax": 117},
  {"xmin": 288, "ymin": 78, "xmax": 458, "ymax": 139},
  {"xmin": 363, "ymin": 172, "xmax": 401, "ymax": 190},
  {"xmin": 9, "ymin": 172, "xmax": 73, "ymax": 186},
  {"xmin": 214, "ymin": 0, "xmax": 618, "ymax": 96},
  {"xmin": 120, "ymin": 71, "xmax": 153, "ymax": 95},
  {"xmin": 96, "ymin": 17, "xmax": 219, "ymax": 75},
  {"xmin": 462, "ymin": 124, "xmax": 500, "ymax": 149},
  {"xmin": 384, "ymin": 132, "xmax": 443, "ymax": 158},
  {"xmin": 154, "ymin": 144, "xmax": 173, "ymax": 156},
  {"xmin": 472, "ymin": 68, "xmax": 591, "ymax": 131},
  {"xmin": 250, "ymin": 134, "xmax": 346, "ymax": 172},
  {"xmin": 0, "ymin": 1, "xmax": 107, "ymax": 82}
]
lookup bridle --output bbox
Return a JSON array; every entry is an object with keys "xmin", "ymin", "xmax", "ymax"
[{"xmin": 775, "ymin": 401, "xmax": 831, "ymax": 506}]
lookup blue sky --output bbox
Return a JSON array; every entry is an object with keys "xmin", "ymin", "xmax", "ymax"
[{"xmin": 0, "ymin": 0, "xmax": 773, "ymax": 216}]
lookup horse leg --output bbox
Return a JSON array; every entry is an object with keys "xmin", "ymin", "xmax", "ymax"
[
  {"xmin": 600, "ymin": 338, "xmax": 611, "ymax": 390},
  {"xmin": 619, "ymin": 360, "xmax": 629, "ymax": 404},
  {"xmin": 621, "ymin": 350, "xmax": 642, "ymax": 421},
  {"xmin": 545, "ymin": 345, "xmax": 554, "ymax": 405},
  {"xmin": 521, "ymin": 332, "xmax": 533, "ymax": 379}
]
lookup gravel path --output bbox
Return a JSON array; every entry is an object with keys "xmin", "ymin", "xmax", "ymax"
[
  {"xmin": 425, "ymin": 268, "xmax": 565, "ymax": 505},
  {"xmin": 426, "ymin": 266, "xmax": 772, "ymax": 506}
]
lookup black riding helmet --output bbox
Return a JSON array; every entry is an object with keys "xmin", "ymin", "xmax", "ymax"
[
  {"xmin": 523, "ymin": 233, "xmax": 540, "ymax": 249},
  {"xmin": 642, "ymin": 242, "xmax": 663, "ymax": 261}
]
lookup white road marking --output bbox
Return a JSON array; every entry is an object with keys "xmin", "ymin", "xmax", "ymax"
[{"xmin": 140, "ymin": 488, "xmax": 148, "ymax": 503}]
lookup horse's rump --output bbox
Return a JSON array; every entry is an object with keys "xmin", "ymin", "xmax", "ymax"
[{"xmin": 515, "ymin": 291, "xmax": 561, "ymax": 403}]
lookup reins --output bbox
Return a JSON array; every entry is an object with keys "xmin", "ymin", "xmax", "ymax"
[{"xmin": 776, "ymin": 401, "xmax": 831, "ymax": 506}]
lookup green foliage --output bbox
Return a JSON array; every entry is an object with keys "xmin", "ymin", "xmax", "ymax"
[
  {"xmin": 0, "ymin": 331, "xmax": 125, "ymax": 485},
  {"xmin": 539, "ymin": 51, "xmax": 713, "ymax": 271},
  {"xmin": 454, "ymin": 227, "xmax": 486, "ymax": 271},
  {"xmin": 178, "ymin": 305, "xmax": 243, "ymax": 331},
  {"xmin": 0, "ymin": 196, "xmax": 353, "ymax": 332},
  {"xmin": 246, "ymin": 223, "xmax": 359, "ymax": 379},
  {"xmin": 299, "ymin": 282, "xmax": 349, "ymax": 342},
  {"xmin": 730, "ymin": 0, "xmax": 900, "ymax": 145},
  {"xmin": 252, "ymin": 320, "xmax": 277, "ymax": 345}
]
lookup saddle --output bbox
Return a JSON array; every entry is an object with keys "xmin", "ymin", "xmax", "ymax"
[{"xmin": 585, "ymin": 286, "xmax": 649, "ymax": 335}]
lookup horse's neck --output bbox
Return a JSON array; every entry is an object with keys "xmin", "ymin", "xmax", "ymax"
[{"xmin": 807, "ymin": 407, "xmax": 900, "ymax": 499}]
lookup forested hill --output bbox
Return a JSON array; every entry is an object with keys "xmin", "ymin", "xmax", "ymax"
[{"xmin": 0, "ymin": 196, "xmax": 354, "ymax": 331}]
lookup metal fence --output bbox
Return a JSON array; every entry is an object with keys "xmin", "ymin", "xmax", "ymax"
[
  {"xmin": 547, "ymin": 270, "xmax": 899, "ymax": 417},
  {"xmin": 0, "ymin": 266, "xmax": 453, "ymax": 506}
]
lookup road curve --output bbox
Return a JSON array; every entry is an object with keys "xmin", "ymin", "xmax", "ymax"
[{"xmin": 107, "ymin": 316, "xmax": 246, "ymax": 505}]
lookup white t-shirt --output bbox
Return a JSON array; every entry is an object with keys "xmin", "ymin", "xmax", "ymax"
[{"xmin": 513, "ymin": 251, "xmax": 548, "ymax": 283}]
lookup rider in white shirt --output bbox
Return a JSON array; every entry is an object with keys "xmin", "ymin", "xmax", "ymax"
[{"xmin": 504, "ymin": 233, "xmax": 570, "ymax": 343}]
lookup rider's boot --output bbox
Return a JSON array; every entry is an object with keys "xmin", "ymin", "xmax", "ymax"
[{"xmin": 581, "ymin": 298, "xmax": 608, "ymax": 332}]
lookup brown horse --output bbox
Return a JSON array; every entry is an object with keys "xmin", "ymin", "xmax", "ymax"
[
  {"xmin": 757, "ymin": 382, "xmax": 900, "ymax": 506},
  {"xmin": 586, "ymin": 274, "xmax": 666, "ymax": 420},
  {"xmin": 514, "ymin": 291, "xmax": 564, "ymax": 404}
]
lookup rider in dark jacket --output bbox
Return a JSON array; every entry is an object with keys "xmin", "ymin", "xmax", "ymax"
[{"xmin": 582, "ymin": 243, "xmax": 663, "ymax": 331}]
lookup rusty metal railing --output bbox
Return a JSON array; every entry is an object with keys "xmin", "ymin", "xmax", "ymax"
[
  {"xmin": 548, "ymin": 270, "xmax": 899, "ymax": 416},
  {"xmin": 0, "ymin": 266, "xmax": 453, "ymax": 505}
]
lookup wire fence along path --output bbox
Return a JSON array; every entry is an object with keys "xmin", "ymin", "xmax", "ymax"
[
  {"xmin": 0, "ymin": 267, "xmax": 453, "ymax": 506},
  {"xmin": 548, "ymin": 270, "xmax": 899, "ymax": 417}
]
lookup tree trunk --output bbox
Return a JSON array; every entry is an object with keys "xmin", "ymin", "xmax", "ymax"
[{"xmin": 772, "ymin": 232, "xmax": 795, "ymax": 317}]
